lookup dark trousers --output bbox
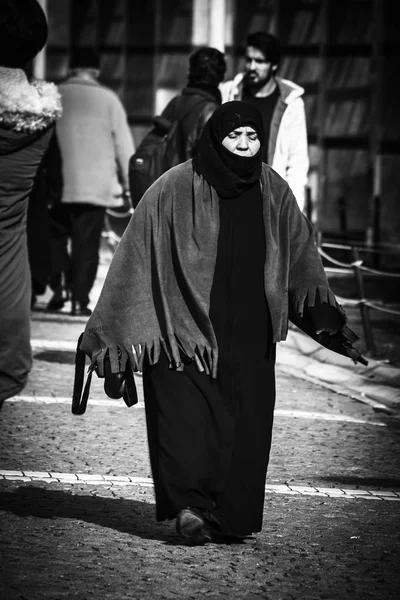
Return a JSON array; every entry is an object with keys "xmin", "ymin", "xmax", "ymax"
[{"xmin": 49, "ymin": 203, "xmax": 105, "ymax": 306}]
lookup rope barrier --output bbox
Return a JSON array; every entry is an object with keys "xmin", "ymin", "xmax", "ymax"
[
  {"xmin": 333, "ymin": 295, "xmax": 363, "ymax": 307},
  {"xmin": 336, "ymin": 295, "xmax": 400, "ymax": 316},
  {"xmin": 318, "ymin": 246, "xmax": 400, "ymax": 278},
  {"xmin": 317, "ymin": 244, "xmax": 400, "ymax": 333},
  {"xmin": 364, "ymin": 301, "xmax": 400, "ymax": 316},
  {"xmin": 317, "ymin": 247, "xmax": 356, "ymax": 269},
  {"xmin": 102, "ymin": 230, "xmax": 121, "ymax": 244},
  {"xmin": 355, "ymin": 264, "xmax": 400, "ymax": 278},
  {"xmin": 105, "ymin": 207, "xmax": 134, "ymax": 218},
  {"xmin": 322, "ymin": 240, "xmax": 400, "ymax": 255}
]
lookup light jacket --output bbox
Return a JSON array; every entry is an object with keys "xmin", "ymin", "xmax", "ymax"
[
  {"xmin": 79, "ymin": 160, "xmax": 363, "ymax": 385},
  {"xmin": 220, "ymin": 74, "xmax": 309, "ymax": 210},
  {"xmin": 57, "ymin": 75, "xmax": 135, "ymax": 207}
]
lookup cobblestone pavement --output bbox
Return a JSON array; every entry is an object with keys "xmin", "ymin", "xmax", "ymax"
[{"xmin": 1, "ymin": 258, "xmax": 400, "ymax": 599}]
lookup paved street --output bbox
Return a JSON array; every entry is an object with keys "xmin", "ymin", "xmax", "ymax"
[{"xmin": 1, "ymin": 259, "xmax": 400, "ymax": 600}]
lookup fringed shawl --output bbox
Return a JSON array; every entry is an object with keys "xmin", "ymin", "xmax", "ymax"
[{"xmin": 80, "ymin": 160, "xmax": 345, "ymax": 377}]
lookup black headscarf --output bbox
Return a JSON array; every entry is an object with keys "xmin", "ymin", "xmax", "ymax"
[{"xmin": 195, "ymin": 100, "xmax": 265, "ymax": 198}]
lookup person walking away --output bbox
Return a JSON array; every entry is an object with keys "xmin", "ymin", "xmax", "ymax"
[
  {"xmin": 27, "ymin": 131, "xmax": 63, "ymax": 309},
  {"xmin": 129, "ymin": 46, "xmax": 226, "ymax": 208},
  {"xmin": 48, "ymin": 48, "xmax": 135, "ymax": 316},
  {"xmin": 220, "ymin": 31, "xmax": 309, "ymax": 211},
  {"xmin": 0, "ymin": 0, "xmax": 62, "ymax": 406},
  {"xmin": 161, "ymin": 46, "xmax": 226, "ymax": 159},
  {"xmin": 76, "ymin": 101, "xmax": 366, "ymax": 544}
]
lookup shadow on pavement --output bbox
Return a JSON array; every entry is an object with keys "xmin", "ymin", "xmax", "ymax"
[
  {"xmin": 34, "ymin": 350, "xmax": 76, "ymax": 364},
  {"xmin": 0, "ymin": 486, "xmax": 183, "ymax": 545}
]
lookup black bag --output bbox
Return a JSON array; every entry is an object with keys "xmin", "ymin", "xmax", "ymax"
[
  {"xmin": 72, "ymin": 333, "xmax": 138, "ymax": 415},
  {"xmin": 129, "ymin": 96, "xmax": 205, "ymax": 208}
]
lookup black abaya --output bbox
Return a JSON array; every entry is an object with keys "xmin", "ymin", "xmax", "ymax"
[{"xmin": 143, "ymin": 182, "xmax": 276, "ymax": 535}]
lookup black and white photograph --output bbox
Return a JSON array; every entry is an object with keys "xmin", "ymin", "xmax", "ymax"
[{"xmin": 1, "ymin": 1, "xmax": 399, "ymax": 598}]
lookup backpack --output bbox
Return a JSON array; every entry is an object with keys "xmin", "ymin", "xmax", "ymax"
[{"xmin": 129, "ymin": 95, "xmax": 205, "ymax": 208}]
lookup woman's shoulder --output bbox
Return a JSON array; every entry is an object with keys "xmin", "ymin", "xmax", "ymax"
[
  {"xmin": 261, "ymin": 163, "xmax": 290, "ymax": 194},
  {"xmin": 163, "ymin": 159, "xmax": 194, "ymax": 181},
  {"xmin": 261, "ymin": 163, "xmax": 299, "ymax": 211},
  {"xmin": 150, "ymin": 159, "xmax": 194, "ymax": 195},
  {"xmin": 135, "ymin": 159, "xmax": 195, "ymax": 210}
]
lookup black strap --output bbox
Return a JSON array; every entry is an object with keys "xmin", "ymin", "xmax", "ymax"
[
  {"xmin": 178, "ymin": 95, "xmax": 206, "ymax": 122},
  {"xmin": 122, "ymin": 362, "xmax": 139, "ymax": 407},
  {"xmin": 72, "ymin": 332, "xmax": 93, "ymax": 415},
  {"xmin": 161, "ymin": 93, "xmax": 206, "ymax": 123},
  {"xmin": 72, "ymin": 332, "xmax": 138, "ymax": 414}
]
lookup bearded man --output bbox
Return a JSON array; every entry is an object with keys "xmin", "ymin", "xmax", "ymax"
[{"xmin": 220, "ymin": 31, "xmax": 309, "ymax": 211}]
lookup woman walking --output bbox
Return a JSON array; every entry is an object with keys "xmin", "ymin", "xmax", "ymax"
[{"xmin": 78, "ymin": 101, "xmax": 365, "ymax": 544}]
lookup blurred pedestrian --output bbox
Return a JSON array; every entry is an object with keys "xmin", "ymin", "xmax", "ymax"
[
  {"xmin": 77, "ymin": 101, "xmax": 366, "ymax": 544},
  {"xmin": 129, "ymin": 46, "xmax": 226, "ymax": 208},
  {"xmin": 0, "ymin": 0, "xmax": 62, "ymax": 405},
  {"xmin": 161, "ymin": 46, "xmax": 226, "ymax": 159},
  {"xmin": 48, "ymin": 48, "xmax": 135, "ymax": 316},
  {"xmin": 27, "ymin": 131, "xmax": 63, "ymax": 309},
  {"xmin": 220, "ymin": 31, "xmax": 309, "ymax": 210}
]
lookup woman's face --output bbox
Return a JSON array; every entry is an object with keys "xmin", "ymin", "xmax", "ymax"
[{"xmin": 221, "ymin": 126, "xmax": 261, "ymax": 157}]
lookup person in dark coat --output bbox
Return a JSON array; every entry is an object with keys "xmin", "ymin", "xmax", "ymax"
[
  {"xmin": 0, "ymin": 0, "xmax": 62, "ymax": 405},
  {"xmin": 27, "ymin": 131, "xmax": 63, "ymax": 308},
  {"xmin": 157, "ymin": 46, "xmax": 226, "ymax": 160},
  {"xmin": 77, "ymin": 101, "xmax": 366, "ymax": 545},
  {"xmin": 128, "ymin": 47, "xmax": 226, "ymax": 211}
]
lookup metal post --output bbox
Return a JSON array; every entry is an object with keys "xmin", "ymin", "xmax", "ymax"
[
  {"xmin": 153, "ymin": 0, "xmax": 161, "ymax": 115},
  {"xmin": 305, "ymin": 186, "xmax": 312, "ymax": 222},
  {"xmin": 209, "ymin": 0, "xmax": 226, "ymax": 52},
  {"xmin": 367, "ymin": 0, "xmax": 384, "ymax": 254},
  {"xmin": 32, "ymin": 0, "xmax": 47, "ymax": 79},
  {"xmin": 192, "ymin": 0, "xmax": 210, "ymax": 47},
  {"xmin": 338, "ymin": 196, "xmax": 347, "ymax": 239},
  {"xmin": 193, "ymin": 0, "xmax": 226, "ymax": 51},
  {"xmin": 373, "ymin": 190, "xmax": 381, "ymax": 267},
  {"xmin": 351, "ymin": 247, "xmax": 376, "ymax": 355},
  {"xmin": 316, "ymin": 0, "xmax": 329, "ymax": 234}
]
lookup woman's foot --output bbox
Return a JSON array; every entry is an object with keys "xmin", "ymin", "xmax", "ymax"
[
  {"xmin": 176, "ymin": 508, "xmax": 212, "ymax": 545},
  {"xmin": 200, "ymin": 508, "xmax": 248, "ymax": 543},
  {"xmin": 210, "ymin": 531, "xmax": 247, "ymax": 543}
]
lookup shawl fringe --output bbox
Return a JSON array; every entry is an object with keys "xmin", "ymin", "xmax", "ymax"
[
  {"xmin": 83, "ymin": 334, "xmax": 218, "ymax": 379},
  {"xmin": 78, "ymin": 162, "xmax": 365, "ymax": 383},
  {"xmin": 293, "ymin": 284, "xmax": 346, "ymax": 320},
  {"xmin": 290, "ymin": 285, "xmax": 367, "ymax": 365},
  {"xmin": 84, "ymin": 285, "xmax": 349, "ymax": 379}
]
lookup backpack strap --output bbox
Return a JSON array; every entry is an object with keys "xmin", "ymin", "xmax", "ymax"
[
  {"xmin": 173, "ymin": 94, "xmax": 209, "ymax": 125},
  {"xmin": 160, "ymin": 93, "xmax": 209, "ymax": 128},
  {"xmin": 162, "ymin": 95, "xmax": 209, "ymax": 164}
]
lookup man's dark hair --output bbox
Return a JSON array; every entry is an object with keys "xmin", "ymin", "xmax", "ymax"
[
  {"xmin": 246, "ymin": 32, "xmax": 281, "ymax": 69},
  {"xmin": 69, "ymin": 47, "xmax": 100, "ymax": 70},
  {"xmin": 187, "ymin": 47, "xmax": 226, "ymax": 87}
]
